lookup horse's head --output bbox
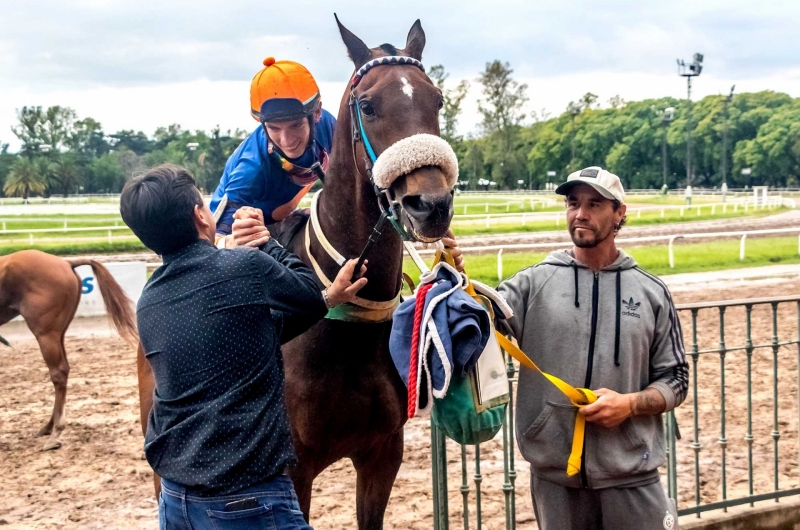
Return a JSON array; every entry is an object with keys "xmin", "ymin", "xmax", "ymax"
[{"xmin": 336, "ymin": 16, "xmax": 455, "ymax": 243}]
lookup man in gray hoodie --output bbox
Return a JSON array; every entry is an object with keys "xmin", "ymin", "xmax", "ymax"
[{"xmin": 460, "ymin": 167, "xmax": 688, "ymax": 529}]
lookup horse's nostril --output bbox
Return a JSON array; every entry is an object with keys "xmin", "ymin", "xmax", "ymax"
[
  {"xmin": 401, "ymin": 194, "xmax": 453, "ymax": 221},
  {"xmin": 402, "ymin": 195, "xmax": 434, "ymax": 216}
]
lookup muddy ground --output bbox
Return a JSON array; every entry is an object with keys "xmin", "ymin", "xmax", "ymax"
[{"xmin": 2, "ymin": 280, "xmax": 800, "ymax": 529}]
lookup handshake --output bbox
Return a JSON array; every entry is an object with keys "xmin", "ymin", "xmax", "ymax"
[{"xmin": 218, "ymin": 206, "xmax": 368, "ymax": 307}]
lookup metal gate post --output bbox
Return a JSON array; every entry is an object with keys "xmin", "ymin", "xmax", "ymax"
[{"xmin": 431, "ymin": 420, "xmax": 450, "ymax": 530}]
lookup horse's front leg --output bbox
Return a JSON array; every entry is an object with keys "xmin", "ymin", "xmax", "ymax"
[
  {"xmin": 352, "ymin": 430, "xmax": 404, "ymax": 530},
  {"xmin": 289, "ymin": 451, "xmax": 316, "ymax": 521}
]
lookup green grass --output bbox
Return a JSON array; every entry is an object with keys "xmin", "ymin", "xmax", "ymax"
[
  {"xmin": 0, "ymin": 228, "xmax": 134, "ymax": 241},
  {"xmin": 453, "ymin": 204, "xmax": 563, "ymax": 216},
  {"xmin": 451, "ymin": 207, "xmax": 782, "ymax": 236},
  {"xmin": 0, "ymin": 200, "xmax": 786, "ymax": 262},
  {"xmin": 623, "ymin": 195, "xmax": 725, "ymax": 205},
  {"xmin": 403, "ymin": 236, "xmax": 800, "ymax": 288},
  {"xmin": 0, "ymin": 221, "xmax": 127, "ymax": 231},
  {"xmin": 0, "ymin": 240, "xmax": 147, "ymax": 256}
]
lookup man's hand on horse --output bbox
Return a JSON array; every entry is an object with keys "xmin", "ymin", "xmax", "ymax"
[
  {"xmin": 441, "ymin": 229, "xmax": 465, "ymax": 273},
  {"xmin": 326, "ymin": 259, "xmax": 369, "ymax": 307},
  {"xmin": 229, "ymin": 207, "xmax": 270, "ymax": 248}
]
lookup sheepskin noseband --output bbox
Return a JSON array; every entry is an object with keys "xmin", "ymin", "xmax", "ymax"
[{"xmin": 371, "ymin": 133, "xmax": 459, "ymax": 190}]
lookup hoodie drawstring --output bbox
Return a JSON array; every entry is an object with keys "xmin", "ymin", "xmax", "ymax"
[
  {"xmin": 614, "ymin": 267, "xmax": 621, "ymax": 367},
  {"xmin": 572, "ymin": 262, "xmax": 580, "ymax": 308}
]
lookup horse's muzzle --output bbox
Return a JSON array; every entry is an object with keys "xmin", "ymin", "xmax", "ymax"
[{"xmin": 401, "ymin": 190, "xmax": 454, "ymax": 242}]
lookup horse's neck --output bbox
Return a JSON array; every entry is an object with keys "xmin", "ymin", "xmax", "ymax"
[{"xmin": 316, "ymin": 158, "xmax": 403, "ymax": 301}]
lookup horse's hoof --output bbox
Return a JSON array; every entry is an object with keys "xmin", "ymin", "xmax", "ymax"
[{"xmin": 42, "ymin": 440, "xmax": 62, "ymax": 451}]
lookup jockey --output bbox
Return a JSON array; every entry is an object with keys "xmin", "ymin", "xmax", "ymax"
[{"xmin": 210, "ymin": 57, "xmax": 335, "ymax": 247}]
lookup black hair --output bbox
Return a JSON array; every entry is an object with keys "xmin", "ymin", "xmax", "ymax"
[
  {"xmin": 120, "ymin": 164, "xmax": 203, "ymax": 255},
  {"xmin": 612, "ymin": 199, "xmax": 627, "ymax": 232}
]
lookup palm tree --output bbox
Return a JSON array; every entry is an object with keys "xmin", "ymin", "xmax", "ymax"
[
  {"xmin": 35, "ymin": 156, "xmax": 59, "ymax": 197},
  {"xmin": 4, "ymin": 157, "xmax": 45, "ymax": 202},
  {"xmin": 53, "ymin": 154, "xmax": 82, "ymax": 197}
]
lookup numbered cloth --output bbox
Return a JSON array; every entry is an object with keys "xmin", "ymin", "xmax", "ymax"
[{"xmin": 389, "ymin": 262, "xmax": 491, "ymax": 417}]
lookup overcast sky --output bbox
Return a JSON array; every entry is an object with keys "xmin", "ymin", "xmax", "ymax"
[{"xmin": 1, "ymin": 0, "xmax": 798, "ymax": 150}]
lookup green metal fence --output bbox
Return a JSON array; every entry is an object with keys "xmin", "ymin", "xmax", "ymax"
[
  {"xmin": 430, "ymin": 294, "xmax": 800, "ymax": 528},
  {"xmin": 668, "ymin": 294, "xmax": 800, "ymax": 517}
]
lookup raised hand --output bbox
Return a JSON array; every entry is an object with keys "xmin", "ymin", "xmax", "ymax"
[{"xmin": 230, "ymin": 206, "xmax": 270, "ymax": 248}]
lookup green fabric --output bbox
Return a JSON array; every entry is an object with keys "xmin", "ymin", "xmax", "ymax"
[
  {"xmin": 432, "ymin": 370, "xmax": 507, "ymax": 445},
  {"xmin": 324, "ymin": 302, "xmax": 396, "ymax": 323}
]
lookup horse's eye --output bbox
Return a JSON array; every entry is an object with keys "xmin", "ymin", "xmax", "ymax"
[
  {"xmin": 360, "ymin": 101, "xmax": 376, "ymax": 117},
  {"xmin": 437, "ymin": 97, "xmax": 444, "ymax": 111}
]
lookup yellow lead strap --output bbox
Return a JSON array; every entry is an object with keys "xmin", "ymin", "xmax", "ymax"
[{"xmin": 495, "ymin": 333, "xmax": 597, "ymax": 477}]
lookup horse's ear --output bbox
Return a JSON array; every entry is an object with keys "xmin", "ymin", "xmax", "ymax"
[
  {"xmin": 404, "ymin": 19, "xmax": 426, "ymax": 61},
  {"xmin": 335, "ymin": 14, "xmax": 372, "ymax": 68}
]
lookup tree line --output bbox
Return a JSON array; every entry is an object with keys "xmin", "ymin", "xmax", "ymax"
[
  {"xmin": 0, "ymin": 107, "xmax": 245, "ymax": 199},
  {"xmin": 2, "ymin": 62, "xmax": 799, "ymax": 198},
  {"xmin": 435, "ymin": 62, "xmax": 800, "ymax": 191}
]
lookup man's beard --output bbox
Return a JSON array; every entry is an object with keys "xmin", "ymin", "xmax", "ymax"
[{"xmin": 569, "ymin": 224, "xmax": 613, "ymax": 248}]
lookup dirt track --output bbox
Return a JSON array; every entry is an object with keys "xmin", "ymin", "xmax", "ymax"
[
  {"xmin": 2, "ymin": 280, "xmax": 800, "ymax": 529},
  {"xmin": 451, "ymin": 209, "xmax": 800, "ymax": 250}
]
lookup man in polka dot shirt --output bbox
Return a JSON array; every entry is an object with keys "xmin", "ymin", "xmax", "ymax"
[{"xmin": 122, "ymin": 164, "xmax": 367, "ymax": 529}]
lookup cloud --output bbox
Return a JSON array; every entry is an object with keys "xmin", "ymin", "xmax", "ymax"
[
  {"xmin": 2, "ymin": 0, "xmax": 800, "ymax": 149},
  {"xmin": 3, "ymin": 0, "xmax": 798, "ymax": 89}
]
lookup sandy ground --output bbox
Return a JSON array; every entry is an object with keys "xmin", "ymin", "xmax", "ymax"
[{"xmin": 2, "ymin": 280, "xmax": 800, "ymax": 529}]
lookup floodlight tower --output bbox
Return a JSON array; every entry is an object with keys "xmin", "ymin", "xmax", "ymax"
[
  {"xmin": 721, "ymin": 85, "xmax": 735, "ymax": 202},
  {"xmin": 661, "ymin": 107, "xmax": 675, "ymax": 190},
  {"xmin": 567, "ymin": 102, "xmax": 581, "ymax": 165},
  {"xmin": 677, "ymin": 53, "xmax": 704, "ymax": 198}
]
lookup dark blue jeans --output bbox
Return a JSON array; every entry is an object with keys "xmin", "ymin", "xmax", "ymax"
[{"xmin": 159, "ymin": 476, "xmax": 313, "ymax": 530}]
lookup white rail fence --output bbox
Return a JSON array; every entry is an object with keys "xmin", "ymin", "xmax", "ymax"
[
  {"xmin": 139, "ymin": 227, "xmax": 800, "ymax": 278},
  {"xmin": 0, "ymin": 225, "xmax": 133, "ymax": 245},
  {"xmin": 449, "ymin": 196, "xmax": 790, "ymax": 228},
  {"xmin": 411, "ymin": 226, "xmax": 800, "ymax": 280}
]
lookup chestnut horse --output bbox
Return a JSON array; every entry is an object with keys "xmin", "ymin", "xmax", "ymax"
[
  {"xmin": 0, "ymin": 250, "xmax": 137, "ymax": 450},
  {"xmin": 138, "ymin": 17, "xmax": 454, "ymax": 530}
]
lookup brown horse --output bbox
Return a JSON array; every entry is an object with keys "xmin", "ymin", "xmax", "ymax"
[
  {"xmin": 0, "ymin": 250, "xmax": 137, "ymax": 450},
  {"xmin": 137, "ymin": 17, "xmax": 454, "ymax": 530},
  {"xmin": 283, "ymin": 19, "xmax": 454, "ymax": 529}
]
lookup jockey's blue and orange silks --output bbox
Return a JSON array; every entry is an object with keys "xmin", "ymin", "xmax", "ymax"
[{"xmin": 210, "ymin": 109, "xmax": 335, "ymax": 232}]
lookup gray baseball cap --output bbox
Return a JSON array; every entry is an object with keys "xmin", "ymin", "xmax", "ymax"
[{"xmin": 555, "ymin": 166, "xmax": 625, "ymax": 204}]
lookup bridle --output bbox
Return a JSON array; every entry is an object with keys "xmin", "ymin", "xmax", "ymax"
[
  {"xmin": 305, "ymin": 55, "xmax": 443, "ymax": 320},
  {"xmin": 347, "ymin": 55, "xmax": 427, "ymax": 243}
]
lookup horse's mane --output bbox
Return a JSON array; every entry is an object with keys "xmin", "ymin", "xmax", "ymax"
[{"xmin": 271, "ymin": 208, "xmax": 310, "ymax": 249}]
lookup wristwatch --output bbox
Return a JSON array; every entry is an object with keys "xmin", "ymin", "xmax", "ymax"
[{"xmin": 321, "ymin": 288, "xmax": 334, "ymax": 309}]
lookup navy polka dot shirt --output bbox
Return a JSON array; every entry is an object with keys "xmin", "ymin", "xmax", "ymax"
[{"xmin": 138, "ymin": 239, "xmax": 326, "ymax": 495}]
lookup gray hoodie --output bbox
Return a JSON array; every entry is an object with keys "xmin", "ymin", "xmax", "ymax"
[{"xmin": 498, "ymin": 249, "xmax": 688, "ymax": 489}]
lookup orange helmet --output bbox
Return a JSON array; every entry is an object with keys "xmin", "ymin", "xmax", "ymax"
[{"xmin": 250, "ymin": 57, "xmax": 321, "ymax": 123}]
